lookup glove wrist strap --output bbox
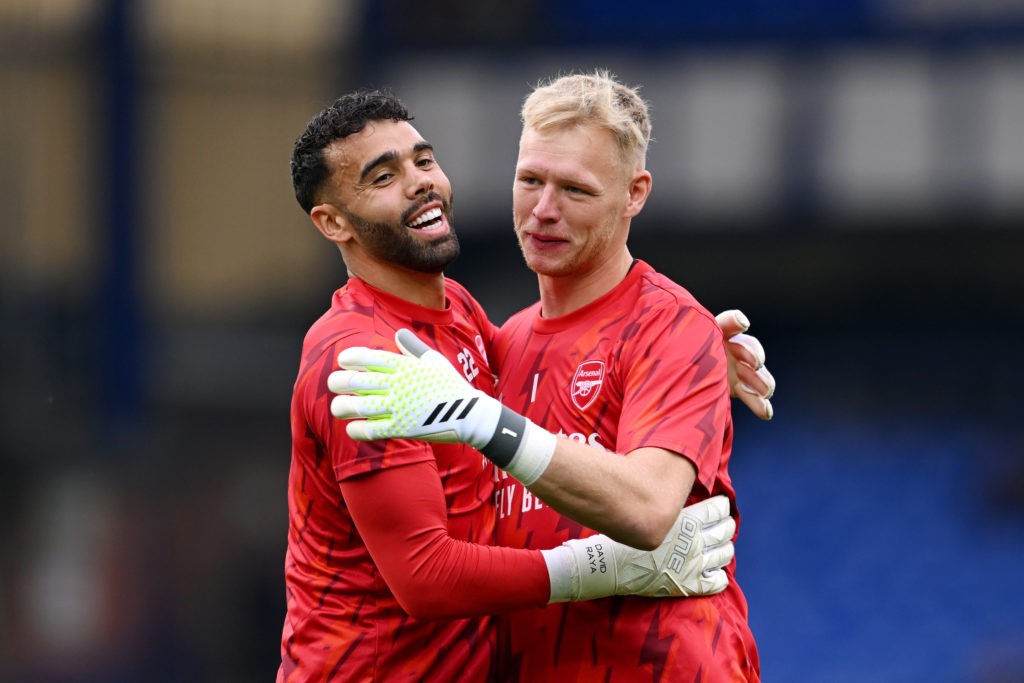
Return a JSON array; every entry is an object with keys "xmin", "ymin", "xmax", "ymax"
[
  {"xmin": 479, "ymin": 405, "xmax": 527, "ymax": 466},
  {"xmin": 480, "ymin": 407, "xmax": 556, "ymax": 487},
  {"xmin": 560, "ymin": 535, "xmax": 618, "ymax": 602},
  {"xmin": 540, "ymin": 546, "xmax": 578, "ymax": 603}
]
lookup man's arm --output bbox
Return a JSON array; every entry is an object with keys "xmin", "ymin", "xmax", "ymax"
[
  {"xmin": 525, "ymin": 442, "xmax": 696, "ymax": 550},
  {"xmin": 341, "ymin": 459, "xmax": 550, "ymax": 619},
  {"xmin": 343, "ymin": 460, "xmax": 734, "ymax": 617},
  {"xmin": 330, "ymin": 326, "xmax": 728, "ymax": 549}
]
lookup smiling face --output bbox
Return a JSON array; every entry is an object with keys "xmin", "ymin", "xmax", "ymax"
[
  {"xmin": 317, "ymin": 119, "xmax": 458, "ymax": 274},
  {"xmin": 513, "ymin": 123, "xmax": 648, "ymax": 280}
]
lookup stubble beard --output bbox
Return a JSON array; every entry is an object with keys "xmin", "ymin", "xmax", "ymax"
[
  {"xmin": 345, "ymin": 196, "xmax": 459, "ymax": 273},
  {"xmin": 516, "ymin": 220, "xmax": 589, "ymax": 276},
  {"xmin": 514, "ymin": 221, "xmax": 615, "ymax": 279}
]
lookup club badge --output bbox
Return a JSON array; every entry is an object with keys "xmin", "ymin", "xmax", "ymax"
[
  {"xmin": 474, "ymin": 335, "xmax": 488, "ymax": 365},
  {"xmin": 571, "ymin": 360, "xmax": 605, "ymax": 411}
]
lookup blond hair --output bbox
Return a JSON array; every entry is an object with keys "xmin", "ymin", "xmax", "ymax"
[{"xmin": 520, "ymin": 70, "xmax": 651, "ymax": 170}]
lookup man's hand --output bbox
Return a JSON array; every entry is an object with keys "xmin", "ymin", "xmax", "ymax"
[
  {"xmin": 329, "ymin": 329, "xmax": 557, "ymax": 486},
  {"xmin": 329, "ymin": 330, "xmax": 501, "ymax": 448},
  {"xmin": 716, "ymin": 309, "xmax": 776, "ymax": 420},
  {"xmin": 543, "ymin": 496, "xmax": 736, "ymax": 602}
]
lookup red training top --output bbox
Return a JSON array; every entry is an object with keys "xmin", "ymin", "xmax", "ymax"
[
  {"xmin": 278, "ymin": 278, "xmax": 549, "ymax": 683},
  {"xmin": 491, "ymin": 260, "xmax": 760, "ymax": 683}
]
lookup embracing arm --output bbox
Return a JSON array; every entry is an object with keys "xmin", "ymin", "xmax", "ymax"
[
  {"xmin": 341, "ymin": 459, "xmax": 550, "ymax": 620},
  {"xmin": 524, "ymin": 443, "xmax": 696, "ymax": 550},
  {"xmin": 344, "ymin": 460, "xmax": 734, "ymax": 615},
  {"xmin": 330, "ymin": 322, "xmax": 729, "ymax": 550}
]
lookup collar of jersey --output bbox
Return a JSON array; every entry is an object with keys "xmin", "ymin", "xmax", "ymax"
[
  {"xmin": 531, "ymin": 260, "xmax": 651, "ymax": 335},
  {"xmin": 351, "ymin": 277, "xmax": 454, "ymax": 326}
]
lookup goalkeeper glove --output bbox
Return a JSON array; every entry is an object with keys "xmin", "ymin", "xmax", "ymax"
[
  {"xmin": 542, "ymin": 495, "xmax": 736, "ymax": 602},
  {"xmin": 715, "ymin": 309, "xmax": 776, "ymax": 421},
  {"xmin": 328, "ymin": 329, "xmax": 557, "ymax": 486}
]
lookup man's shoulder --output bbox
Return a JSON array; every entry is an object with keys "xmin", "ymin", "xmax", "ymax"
[
  {"xmin": 619, "ymin": 264, "xmax": 721, "ymax": 353},
  {"xmin": 637, "ymin": 264, "xmax": 716, "ymax": 322},
  {"xmin": 635, "ymin": 262, "xmax": 693, "ymax": 301},
  {"xmin": 299, "ymin": 287, "xmax": 382, "ymax": 368},
  {"xmin": 307, "ymin": 285, "xmax": 371, "ymax": 334}
]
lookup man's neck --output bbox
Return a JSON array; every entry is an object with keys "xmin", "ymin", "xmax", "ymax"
[
  {"xmin": 537, "ymin": 251, "xmax": 634, "ymax": 319},
  {"xmin": 345, "ymin": 254, "xmax": 447, "ymax": 309}
]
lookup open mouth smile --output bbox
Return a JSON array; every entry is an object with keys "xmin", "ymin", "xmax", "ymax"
[{"xmin": 406, "ymin": 206, "xmax": 444, "ymax": 231}]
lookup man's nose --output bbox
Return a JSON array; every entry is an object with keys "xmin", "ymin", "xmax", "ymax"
[
  {"xmin": 408, "ymin": 165, "xmax": 434, "ymax": 197},
  {"xmin": 532, "ymin": 185, "xmax": 559, "ymax": 221}
]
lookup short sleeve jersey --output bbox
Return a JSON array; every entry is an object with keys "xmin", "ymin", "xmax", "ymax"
[
  {"xmin": 491, "ymin": 261, "xmax": 760, "ymax": 682},
  {"xmin": 278, "ymin": 277, "xmax": 501, "ymax": 682}
]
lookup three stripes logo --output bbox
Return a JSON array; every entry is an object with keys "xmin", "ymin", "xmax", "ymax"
[{"xmin": 422, "ymin": 397, "xmax": 479, "ymax": 426}]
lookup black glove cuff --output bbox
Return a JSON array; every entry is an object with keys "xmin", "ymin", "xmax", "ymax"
[{"xmin": 480, "ymin": 405, "xmax": 527, "ymax": 468}]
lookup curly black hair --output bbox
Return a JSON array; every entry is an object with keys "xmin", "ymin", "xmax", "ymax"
[{"xmin": 291, "ymin": 90, "xmax": 413, "ymax": 213}]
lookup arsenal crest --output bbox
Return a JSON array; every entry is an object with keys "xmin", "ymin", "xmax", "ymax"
[
  {"xmin": 571, "ymin": 360, "xmax": 605, "ymax": 411},
  {"xmin": 474, "ymin": 334, "xmax": 488, "ymax": 365}
]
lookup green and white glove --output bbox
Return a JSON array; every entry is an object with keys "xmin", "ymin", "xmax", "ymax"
[
  {"xmin": 542, "ymin": 495, "xmax": 736, "ymax": 602},
  {"xmin": 328, "ymin": 329, "xmax": 557, "ymax": 486}
]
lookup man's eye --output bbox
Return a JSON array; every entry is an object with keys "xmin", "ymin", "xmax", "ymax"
[
  {"xmin": 416, "ymin": 157, "xmax": 435, "ymax": 168},
  {"xmin": 373, "ymin": 173, "xmax": 393, "ymax": 184}
]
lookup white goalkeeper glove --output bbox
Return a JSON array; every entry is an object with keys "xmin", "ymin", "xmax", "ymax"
[
  {"xmin": 716, "ymin": 309, "xmax": 776, "ymax": 421},
  {"xmin": 328, "ymin": 329, "xmax": 557, "ymax": 486},
  {"xmin": 542, "ymin": 495, "xmax": 736, "ymax": 602}
]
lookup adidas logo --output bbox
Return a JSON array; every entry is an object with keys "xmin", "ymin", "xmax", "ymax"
[{"xmin": 422, "ymin": 397, "xmax": 479, "ymax": 426}]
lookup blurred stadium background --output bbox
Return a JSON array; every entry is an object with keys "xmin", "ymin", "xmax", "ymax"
[{"xmin": 2, "ymin": 1, "xmax": 1023, "ymax": 681}]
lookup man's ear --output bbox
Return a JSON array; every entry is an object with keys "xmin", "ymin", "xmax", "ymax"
[
  {"xmin": 623, "ymin": 169, "xmax": 652, "ymax": 219},
  {"xmin": 310, "ymin": 204, "xmax": 353, "ymax": 244}
]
